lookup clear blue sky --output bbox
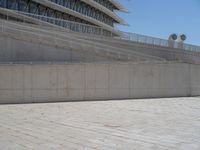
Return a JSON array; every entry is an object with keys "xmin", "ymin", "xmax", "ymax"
[{"xmin": 116, "ymin": 0, "xmax": 200, "ymax": 45}]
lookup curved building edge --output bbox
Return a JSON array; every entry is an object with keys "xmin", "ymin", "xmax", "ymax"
[
  {"xmin": 80, "ymin": 0, "xmax": 127, "ymax": 25},
  {"xmin": 108, "ymin": 0, "xmax": 128, "ymax": 12}
]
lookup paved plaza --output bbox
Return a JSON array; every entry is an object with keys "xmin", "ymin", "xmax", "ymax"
[{"xmin": 0, "ymin": 97, "xmax": 200, "ymax": 150}]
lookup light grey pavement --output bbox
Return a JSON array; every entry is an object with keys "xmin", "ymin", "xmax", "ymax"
[{"xmin": 0, "ymin": 97, "xmax": 200, "ymax": 150}]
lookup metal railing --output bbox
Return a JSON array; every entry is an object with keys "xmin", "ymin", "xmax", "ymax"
[
  {"xmin": 1, "ymin": 8, "xmax": 200, "ymax": 53},
  {"xmin": 118, "ymin": 32, "xmax": 200, "ymax": 52}
]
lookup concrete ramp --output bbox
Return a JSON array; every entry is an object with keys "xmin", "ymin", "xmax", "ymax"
[{"xmin": 0, "ymin": 19, "xmax": 166, "ymax": 62}]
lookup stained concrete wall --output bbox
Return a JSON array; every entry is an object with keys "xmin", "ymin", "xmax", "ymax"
[
  {"xmin": 191, "ymin": 64, "xmax": 200, "ymax": 96},
  {"xmin": 0, "ymin": 35, "xmax": 114, "ymax": 62},
  {"xmin": 0, "ymin": 62, "xmax": 198, "ymax": 104}
]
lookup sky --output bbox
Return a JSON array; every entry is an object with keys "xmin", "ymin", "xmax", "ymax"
[{"xmin": 116, "ymin": 0, "xmax": 200, "ymax": 45}]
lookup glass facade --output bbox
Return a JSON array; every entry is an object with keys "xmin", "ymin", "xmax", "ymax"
[
  {"xmin": 0, "ymin": 0, "xmax": 120, "ymax": 27},
  {"xmin": 49, "ymin": 0, "xmax": 115, "ymax": 26},
  {"xmin": 0, "ymin": 0, "xmax": 94, "ymax": 25}
]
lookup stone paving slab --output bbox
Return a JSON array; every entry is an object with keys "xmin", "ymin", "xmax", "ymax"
[{"xmin": 0, "ymin": 97, "xmax": 200, "ymax": 150}]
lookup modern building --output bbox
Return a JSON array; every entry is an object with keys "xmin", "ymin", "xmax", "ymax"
[{"xmin": 0, "ymin": 0, "xmax": 127, "ymax": 35}]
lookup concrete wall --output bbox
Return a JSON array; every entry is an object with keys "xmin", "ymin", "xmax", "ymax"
[
  {"xmin": 0, "ymin": 62, "xmax": 199, "ymax": 104},
  {"xmin": 191, "ymin": 64, "xmax": 200, "ymax": 96},
  {"xmin": 91, "ymin": 37, "xmax": 200, "ymax": 64},
  {"xmin": 0, "ymin": 35, "xmax": 114, "ymax": 62}
]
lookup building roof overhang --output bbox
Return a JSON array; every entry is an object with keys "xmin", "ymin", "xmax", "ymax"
[
  {"xmin": 80, "ymin": 0, "xmax": 128, "ymax": 25},
  {"xmin": 108, "ymin": 0, "xmax": 128, "ymax": 12}
]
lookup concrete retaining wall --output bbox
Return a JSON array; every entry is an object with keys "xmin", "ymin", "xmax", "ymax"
[
  {"xmin": 191, "ymin": 64, "xmax": 200, "ymax": 96},
  {"xmin": 0, "ymin": 62, "xmax": 199, "ymax": 104},
  {"xmin": 0, "ymin": 34, "xmax": 114, "ymax": 62}
]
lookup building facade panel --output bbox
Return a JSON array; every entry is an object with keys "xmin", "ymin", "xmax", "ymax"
[{"xmin": 0, "ymin": 0, "xmax": 125, "ymax": 35}]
